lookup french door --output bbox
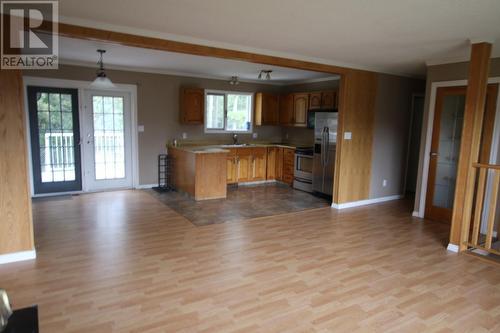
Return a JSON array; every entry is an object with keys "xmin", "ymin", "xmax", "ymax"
[
  {"xmin": 27, "ymin": 86, "xmax": 82, "ymax": 194},
  {"xmin": 425, "ymin": 85, "xmax": 498, "ymax": 222},
  {"xmin": 82, "ymin": 90, "xmax": 133, "ymax": 191}
]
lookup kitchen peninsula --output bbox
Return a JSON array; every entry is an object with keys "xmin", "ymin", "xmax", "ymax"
[{"xmin": 168, "ymin": 143, "xmax": 297, "ymax": 200}]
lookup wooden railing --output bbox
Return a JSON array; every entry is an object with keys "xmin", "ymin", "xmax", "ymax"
[{"xmin": 467, "ymin": 163, "xmax": 500, "ymax": 255}]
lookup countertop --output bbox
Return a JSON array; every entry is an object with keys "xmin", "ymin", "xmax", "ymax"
[{"xmin": 168, "ymin": 143, "xmax": 301, "ymax": 154}]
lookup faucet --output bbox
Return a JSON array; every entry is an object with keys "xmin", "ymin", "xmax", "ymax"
[{"xmin": 232, "ymin": 133, "xmax": 238, "ymax": 145}]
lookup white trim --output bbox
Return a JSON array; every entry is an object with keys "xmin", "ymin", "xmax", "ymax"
[
  {"xmin": 412, "ymin": 211, "xmax": 421, "ymax": 218},
  {"xmin": 331, "ymin": 194, "xmax": 403, "ymax": 210},
  {"xmin": 22, "ymin": 76, "xmax": 139, "ymax": 195},
  {"xmin": 0, "ymin": 250, "xmax": 36, "ymax": 264},
  {"xmin": 135, "ymin": 183, "xmax": 157, "ymax": 189},
  {"xmin": 446, "ymin": 243, "xmax": 459, "ymax": 253},
  {"xmin": 415, "ymin": 77, "xmax": 500, "ymax": 218}
]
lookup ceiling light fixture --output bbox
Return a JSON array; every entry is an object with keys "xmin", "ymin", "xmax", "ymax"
[
  {"xmin": 90, "ymin": 49, "xmax": 115, "ymax": 89},
  {"xmin": 258, "ymin": 70, "xmax": 272, "ymax": 80},
  {"xmin": 229, "ymin": 76, "xmax": 240, "ymax": 85}
]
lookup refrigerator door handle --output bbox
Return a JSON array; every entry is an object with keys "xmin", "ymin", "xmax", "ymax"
[
  {"xmin": 324, "ymin": 127, "xmax": 329, "ymax": 165},
  {"xmin": 322, "ymin": 127, "xmax": 327, "ymax": 166}
]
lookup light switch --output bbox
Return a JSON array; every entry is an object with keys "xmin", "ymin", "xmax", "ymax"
[
  {"xmin": 344, "ymin": 132, "xmax": 352, "ymax": 140},
  {"xmin": 182, "ymin": 132, "xmax": 188, "ymax": 139},
  {"xmin": 252, "ymin": 132, "xmax": 258, "ymax": 139},
  {"xmin": 138, "ymin": 125, "xmax": 145, "ymax": 132}
]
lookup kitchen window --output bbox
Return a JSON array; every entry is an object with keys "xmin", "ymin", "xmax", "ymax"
[{"xmin": 205, "ymin": 90, "xmax": 253, "ymax": 133}]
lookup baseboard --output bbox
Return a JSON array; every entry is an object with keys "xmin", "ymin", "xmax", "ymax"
[
  {"xmin": 412, "ymin": 210, "xmax": 422, "ymax": 218},
  {"xmin": 331, "ymin": 194, "xmax": 403, "ymax": 210},
  {"xmin": 446, "ymin": 243, "xmax": 459, "ymax": 253},
  {"xmin": 135, "ymin": 184, "xmax": 157, "ymax": 189},
  {"xmin": 0, "ymin": 250, "xmax": 36, "ymax": 264},
  {"xmin": 238, "ymin": 180, "xmax": 276, "ymax": 186}
]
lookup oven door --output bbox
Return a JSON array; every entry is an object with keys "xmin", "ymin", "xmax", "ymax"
[{"xmin": 294, "ymin": 154, "xmax": 313, "ymax": 181}]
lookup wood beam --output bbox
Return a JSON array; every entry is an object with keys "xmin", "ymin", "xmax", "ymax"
[
  {"xmin": 448, "ymin": 43, "xmax": 492, "ymax": 249},
  {"xmin": 0, "ymin": 70, "xmax": 35, "ymax": 255},
  {"xmin": 35, "ymin": 22, "xmax": 350, "ymax": 75}
]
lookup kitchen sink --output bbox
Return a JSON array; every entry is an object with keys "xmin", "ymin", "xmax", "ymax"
[{"xmin": 220, "ymin": 143, "xmax": 255, "ymax": 147}]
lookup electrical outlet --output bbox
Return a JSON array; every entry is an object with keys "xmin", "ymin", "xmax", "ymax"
[
  {"xmin": 137, "ymin": 125, "xmax": 144, "ymax": 132},
  {"xmin": 182, "ymin": 132, "xmax": 187, "ymax": 139},
  {"xmin": 285, "ymin": 133, "xmax": 289, "ymax": 140},
  {"xmin": 382, "ymin": 179, "xmax": 387, "ymax": 187},
  {"xmin": 344, "ymin": 132, "xmax": 352, "ymax": 140},
  {"xmin": 252, "ymin": 132, "xmax": 258, "ymax": 139}
]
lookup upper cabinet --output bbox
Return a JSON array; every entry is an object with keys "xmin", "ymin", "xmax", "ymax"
[
  {"xmin": 321, "ymin": 90, "xmax": 338, "ymax": 109},
  {"xmin": 279, "ymin": 93, "xmax": 294, "ymax": 126},
  {"xmin": 293, "ymin": 93, "xmax": 309, "ymax": 127},
  {"xmin": 180, "ymin": 87, "xmax": 204, "ymax": 124},
  {"xmin": 309, "ymin": 92, "xmax": 322, "ymax": 110},
  {"xmin": 254, "ymin": 92, "xmax": 279, "ymax": 126}
]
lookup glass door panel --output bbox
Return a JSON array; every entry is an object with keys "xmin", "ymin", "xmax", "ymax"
[{"xmin": 28, "ymin": 87, "xmax": 82, "ymax": 194}]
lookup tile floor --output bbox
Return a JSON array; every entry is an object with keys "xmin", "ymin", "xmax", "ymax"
[{"xmin": 147, "ymin": 183, "xmax": 330, "ymax": 226}]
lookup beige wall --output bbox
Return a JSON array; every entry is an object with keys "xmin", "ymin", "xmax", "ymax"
[
  {"xmin": 25, "ymin": 65, "xmax": 285, "ymax": 185},
  {"xmin": 370, "ymin": 74, "xmax": 425, "ymax": 198},
  {"xmin": 414, "ymin": 57, "xmax": 500, "ymax": 213}
]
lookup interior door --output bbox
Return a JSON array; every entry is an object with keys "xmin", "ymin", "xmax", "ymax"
[
  {"xmin": 425, "ymin": 85, "xmax": 498, "ymax": 222},
  {"xmin": 83, "ymin": 90, "xmax": 133, "ymax": 191},
  {"xmin": 27, "ymin": 86, "xmax": 82, "ymax": 194}
]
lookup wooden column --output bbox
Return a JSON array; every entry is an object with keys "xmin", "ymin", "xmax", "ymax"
[
  {"xmin": 0, "ymin": 70, "xmax": 35, "ymax": 256},
  {"xmin": 333, "ymin": 70, "xmax": 378, "ymax": 204},
  {"xmin": 448, "ymin": 43, "xmax": 492, "ymax": 249}
]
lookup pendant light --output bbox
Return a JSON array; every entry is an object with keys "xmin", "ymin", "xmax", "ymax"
[
  {"xmin": 90, "ymin": 49, "xmax": 115, "ymax": 88},
  {"xmin": 229, "ymin": 76, "xmax": 240, "ymax": 85},
  {"xmin": 258, "ymin": 70, "xmax": 272, "ymax": 80}
]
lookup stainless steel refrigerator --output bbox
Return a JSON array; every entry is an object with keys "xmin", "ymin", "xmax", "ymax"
[{"xmin": 312, "ymin": 112, "xmax": 337, "ymax": 196}]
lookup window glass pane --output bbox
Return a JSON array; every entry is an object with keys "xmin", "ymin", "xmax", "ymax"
[
  {"xmin": 93, "ymin": 96, "xmax": 103, "ymax": 113},
  {"xmin": 37, "ymin": 93, "xmax": 48, "ymax": 111},
  {"xmin": 227, "ymin": 94, "xmax": 251, "ymax": 132},
  {"xmin": 38, "ymin": 111, "xmax": 49, "ymax": 130},
  {"xmin": 62, "ymin": 112, "xmax": 73, "ymax": 130},
  {"xmin": 61, "ymin": 94, "xmax": 72, "ymax": 111},
  {"xmin": 103, "ymin": 97, "xmax": 113, "ymax": 113},
  {"xmin": 49, "ymin": 93, "xmax": 60, "ymax": 112},
  {"xmin": 206, "ymin": 94, "xmax": 225, "ymax": 129},
  {"xmin": 113, "ymin": 97, "xmax": 123, "ymax": 114},
  {"xmin": 50, "ymin": 112, "xmax": 62, "ymax": 130}
]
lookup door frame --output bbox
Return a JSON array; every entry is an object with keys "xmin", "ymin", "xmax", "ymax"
[
  {"xmin": 415, "ymin": 77, "xmax": 500, "ymax": 219},
  {"xmin": 23, "ymin": 76, "xmax": 139, "ymax": 197}
]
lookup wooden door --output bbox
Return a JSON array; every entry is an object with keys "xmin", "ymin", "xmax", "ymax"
[
  {"xmin": 279, "ymin": 94, "xmax": 294, "ymax": 125},
  {"xmin": 180, "ymin": 87, "xmax": 204, "ymax": 124},
  {"xmin": 309, "ymin": 92, "xmax": 322, "ymax": 110},
  {"xmin": 262, "ymin": 93, "xmax": 279, "ymax": 125},
  {"xmin": 293, "ymin": 93, "xmax": 308, "ymax": 126},
  {"xmin": 236, "ymin": 148, "xmax": 252, "ymax": 182},
  {"xmin": 252, "ymin": 148, "xmax": 267, "ymax": 181},
  {"xmin": 321, "ymin": 90, "xmax": 337, "ymax": 109},
  {"xmin": 282, "ymin": 148, "xmax": 295, "ymax": 185},
  {"xmin": 266, "ymin": 147, "xmax": 277, "ymax": 180},
  {"xmin": 425, "ymin": 84, "xmax": 498, "ymax": 222}
]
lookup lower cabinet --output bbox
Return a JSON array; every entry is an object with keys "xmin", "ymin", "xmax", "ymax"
[{"xmin": 227, "ymin": 146, "xmax": 294, "ymax": 185}]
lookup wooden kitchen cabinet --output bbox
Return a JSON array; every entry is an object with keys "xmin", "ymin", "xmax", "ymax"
[
  {"xmin": 226, "ymin": 149, "xmax": 238, "ymax": 184},
  {"xmin": 180, "ymin": 87, "xmax": 204, "ymax": 124},
  {"xmin": 279, "ymin": 94, "xmax": 294, "ymax": 126},
  {"xmin": 321, "ymin": 89, "xmax": 338, "ymax": 109},
  {"xmin": 275, "ymin": 147, "xmax": 284, "ymax": 181},
  {"xmin": 266, "ymin": 147, "xmax": 277, "ymax": 180},
  {"xmin": 293, "ymin": 93, "xmax": 308, "ymax": 127},
  {"xmin": 252, "ymin": 148, "xmax": 267, "ymax": 181},
  {"xmin": 309, "ymin": 92, "xmax": 322, "ymax": 110},
  {"xmin": 255, "ymin": 92, "xmax": 279, "ymax": 126},
  {"xmin": 282, "ymin": 147, "xmax": 296, "ymax": 185}
]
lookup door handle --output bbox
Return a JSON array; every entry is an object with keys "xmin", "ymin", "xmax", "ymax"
[{"xmin": 430, "ymin": 152, "xmax": 438, "ymax": 157}]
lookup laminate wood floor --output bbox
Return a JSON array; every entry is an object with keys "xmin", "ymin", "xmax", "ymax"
[{"xmin": 1, "ymin": 190, "xmax": 499, "ymax": 332}]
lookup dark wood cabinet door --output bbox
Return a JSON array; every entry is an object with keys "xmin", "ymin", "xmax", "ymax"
[
  {"xmin": 309, "ymin": 92, "xmax": 322, "ymax": 110},
  {"xmin": 180, "ymin": 87, "xmax": 204, "ymax": 124},
  {"xmin": 279, "ymin": 94, "xmax": 294, "ymax": 125},
  {"xmin": 321, "ymin": 90, "xmax": 337, "ymax": 109}
]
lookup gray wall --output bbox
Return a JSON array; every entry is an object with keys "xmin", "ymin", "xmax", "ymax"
[
  {"xmin": 414, "ymin": 57, "xmax": 500, "ymax": 213},
  {"xmin": 370, "ymin": 74, "xmax": 425, "ymax": 198},
  {"xmin": 24, "ymin": 65, "xmax": 284, "ymax": 185}
]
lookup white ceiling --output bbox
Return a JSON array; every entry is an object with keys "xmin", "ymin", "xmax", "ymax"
[
  {"xmin": 58, "ymin": 37, "xmax": 338, "ymax": 85},
  {"xmin": 58, "ymin": 0, "xmax": 500, "ymax": 77}
]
